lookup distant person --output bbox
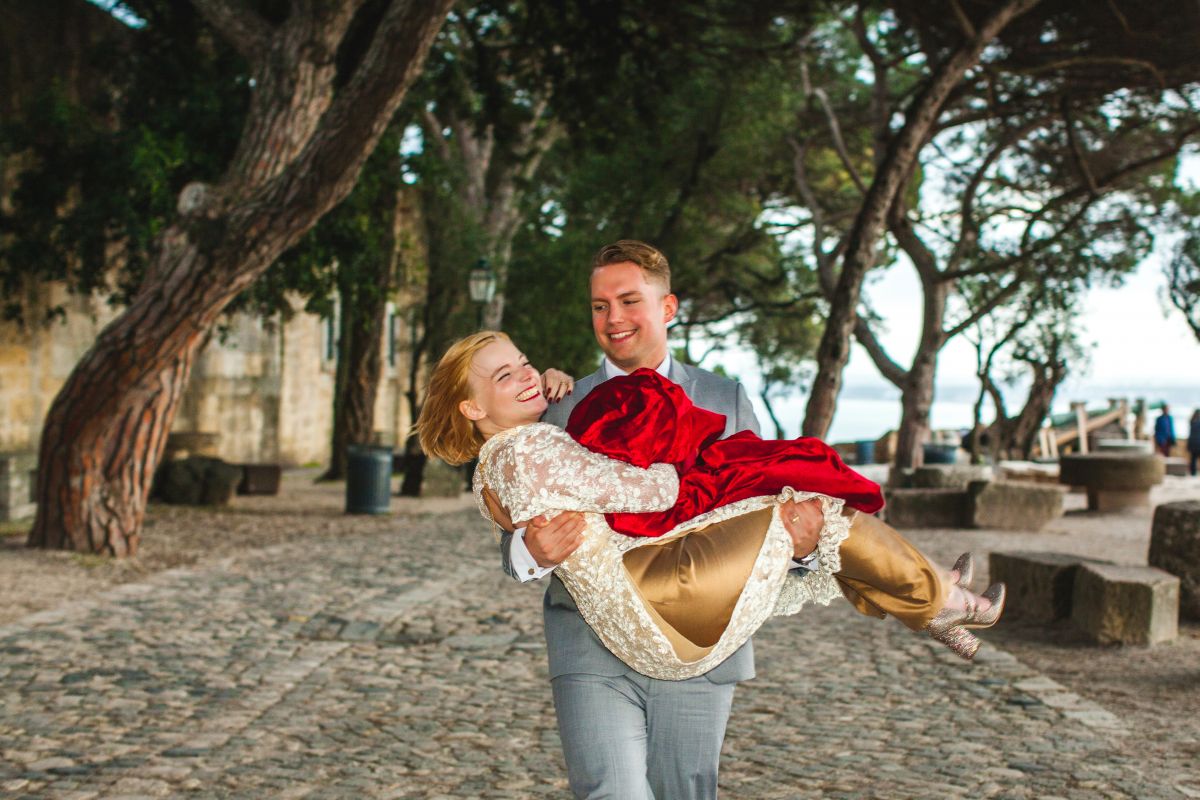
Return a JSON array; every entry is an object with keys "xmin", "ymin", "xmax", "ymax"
[
  {"xmin": 1188, "ymin": 410, "xmax": 1200, "ymax": 476},
  {"xmin": 1154, "ymin": 404, "xmax": 1177, "ymax": 457}
]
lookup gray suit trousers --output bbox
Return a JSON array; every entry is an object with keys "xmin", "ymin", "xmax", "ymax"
[{"xmin": 552, "ymin": 672, "xmax": 735, "ymax": 800}]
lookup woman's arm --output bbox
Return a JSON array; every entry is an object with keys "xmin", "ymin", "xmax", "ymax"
[{"xmin": 488, "ymin": 425, "xmax": 679, "ymax": 521}]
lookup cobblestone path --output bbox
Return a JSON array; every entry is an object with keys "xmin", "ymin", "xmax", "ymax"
[{"xmin": 0, "ymin": 507, "xmax": 1192, "ymax": 799}]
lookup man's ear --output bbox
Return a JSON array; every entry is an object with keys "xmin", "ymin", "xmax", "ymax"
[
  {"xmin": 459, "ymin": 398, "xmax": 486, "ymax": 422},
  {"xmin": 662, "ymin": 292, "xmax": 679, "ymax": 323}
]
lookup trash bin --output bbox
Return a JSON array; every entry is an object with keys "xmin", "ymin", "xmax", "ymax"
[
  {"xmin": 855, "ymin": 440, "xmax": 876, "ymax": 465},
  {"xmin": 346, "ymin": 445, "xmax": 393, "ymax": 514},
  {"xmin": 922, "ymin": 443, "xmax": 958, "ymax": 464}
]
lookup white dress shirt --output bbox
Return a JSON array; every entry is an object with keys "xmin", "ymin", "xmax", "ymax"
[{"xmin": 509, "ymin": 354, "xmax": 819, "ymax": 581}]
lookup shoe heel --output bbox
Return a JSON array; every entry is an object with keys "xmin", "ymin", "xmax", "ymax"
[{"xmin": 927, "ymin": 624, "xmax": 980, "ymax": 661}]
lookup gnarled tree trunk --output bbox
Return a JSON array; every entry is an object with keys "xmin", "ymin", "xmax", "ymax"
[{"xmin": 28, "ymin": 0, "xmax": 453, "ymax": 554}]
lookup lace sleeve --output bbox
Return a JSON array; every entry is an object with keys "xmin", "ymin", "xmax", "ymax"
[{"xmin": 483, "ymin": 424, "xmax": 679, "ymax": 522}]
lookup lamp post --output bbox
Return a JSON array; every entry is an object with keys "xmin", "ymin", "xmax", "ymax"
[{"xmin": 468, "ymin": 258, "xmax": 497, "ymax": 329}]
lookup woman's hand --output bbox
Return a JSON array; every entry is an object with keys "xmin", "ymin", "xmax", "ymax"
[{"xmin": 541, "ymin": 368, "xmax": 575, "ymax": 403}]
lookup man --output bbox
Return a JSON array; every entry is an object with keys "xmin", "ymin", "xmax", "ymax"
[
  {"xmin": 498, "ymin": 240, "xmax": 825, "ymax": 799},
  {"xmin": 1154, "ymin": 404, "xmax": 1176, "ymax": 457}
]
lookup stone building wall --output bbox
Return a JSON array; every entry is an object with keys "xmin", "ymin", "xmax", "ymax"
[{"xmin": 2, "ymin": 295, "xmax": 422, "ymax": 468}]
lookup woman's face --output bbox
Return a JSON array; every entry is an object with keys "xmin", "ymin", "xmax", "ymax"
[{"xmin": 462, "ymin": 339, "xmax": 547, "ymax": 436}]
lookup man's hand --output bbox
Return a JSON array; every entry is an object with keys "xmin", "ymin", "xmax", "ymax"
[
  {"xmin": 524, "ymin": 511, "xmax": 585, "ymax": 567},
  {"xmin": 779, "ymin": 498, "xmax": 824, "ymax": 559}
]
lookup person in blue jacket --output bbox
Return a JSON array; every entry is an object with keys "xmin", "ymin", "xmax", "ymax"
[{"xmin": 1154, "ymin": 404, "xmax": 1177, "ymax": 457}]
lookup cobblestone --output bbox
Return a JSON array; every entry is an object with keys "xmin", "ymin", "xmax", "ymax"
[{"xmin": 0, "ymin": 491, "xmax": 1195, "ymax": 798}]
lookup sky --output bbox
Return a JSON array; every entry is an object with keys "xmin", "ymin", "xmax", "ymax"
[{"xmin": 719, "ymin": 254, "xmax": 1200, "ymax": 442}]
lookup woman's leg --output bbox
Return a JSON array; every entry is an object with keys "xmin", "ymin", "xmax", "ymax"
[
  {"xmin": 832, "ymin": 512, "xmax": 1004, "ymax": 659},
  {"xmin": 833, "ymin": 512, "xmax": 950, "ymax": 632}
]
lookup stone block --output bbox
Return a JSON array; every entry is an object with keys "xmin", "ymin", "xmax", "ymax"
[
  {"xmin": 200, "ymin": 460, "xmax": 244, "ymax": 506},
  {"xmin": 238, "ymin": 464, "xmax": 282, "ymax": 495},
  {"xmin": 0, "ymin": 451, "xmax": 37, "ymax": 522},
  {"xmin": 155, "ymin": 457, "xmax": 243, "ymax": 507},
  {"xmin": 422, "ymin": 458, "xmax": 465, "ymax": 498},
  {"xmin": 1071, "ymin": 563, "xmax": 1179, "ymax": 645},
  {"xmin": 1096, "ymin": 439, "xmax": 1153, "ymax": 454},
  {"xmin": 989, "ymin": 551, "xmax": 1111, "ymax": 622},
  {"xmin": 1164, "ymin": 457, "xmax": 1189, "ymax": 477},
  {"xmin": 910, "ymin": 464, "xmax": 992, "ymax": 489},
  {"xmin": 1148, "ymin": 501, "xmax": 1200, "ymax": 620},
  {"xmin": 882, "ymin": 488, "xmax": 968, "ymax": 528},
  {"xmin": 996, "ymin": 461, "xmax": 1060, "ymax": 485},
  {"xmin": 1086, "ymin": 487, "xmax": 1151, "ymax": 512},
  {"xmin": 967, "ymin": 480, "xmax": 1065, "ymax": 531},
  {"xmin": 1058, "ymin": 453, "xmax": 1163, "ymax": 512}
]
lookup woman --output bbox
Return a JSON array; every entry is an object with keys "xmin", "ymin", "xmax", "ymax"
[{"xmin": 419, "ymin": 332, "xmax": 1004, "ymax": 679}]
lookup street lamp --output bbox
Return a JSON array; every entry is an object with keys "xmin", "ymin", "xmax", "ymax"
[{"xmin": 468, "ymin": 258, "xmax": 496, "ymax": 328}]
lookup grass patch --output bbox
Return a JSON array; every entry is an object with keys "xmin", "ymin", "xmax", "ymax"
[
  {"xmin": 0, "ymin": 519, "xmax": 31, "ymax": 539},
  {"xmin": 70, "ymin": 553, "xmax": 110, "ymax": 569}
]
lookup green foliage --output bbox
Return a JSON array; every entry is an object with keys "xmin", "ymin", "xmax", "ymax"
[
  {"xmin": 0, "ymin": 3, "xmax": 247, "ymax": 323},
  {"xmin": 505, "ymin": 11, "xmax": 824, "ymax": 376}
]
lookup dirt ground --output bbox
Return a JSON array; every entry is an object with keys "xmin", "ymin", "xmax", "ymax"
[{"xmin": 3, "ymin": 471, "xmax": 1199, "ymax": 761}]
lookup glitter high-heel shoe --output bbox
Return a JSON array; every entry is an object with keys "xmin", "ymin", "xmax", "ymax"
[
  {"xmin": 925, "ymin": 583, "xmax": 1006, "ymax": 661},
  {"xmin": 951, "ymin": 552, "xmax": 974, "ymax": 590}
]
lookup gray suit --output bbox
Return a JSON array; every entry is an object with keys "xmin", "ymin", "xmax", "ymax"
[{"xmin": 500, "ymin": 359, "xmax": 763, "ymax": 799}]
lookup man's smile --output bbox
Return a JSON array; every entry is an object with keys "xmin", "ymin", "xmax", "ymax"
[{"xmin": 609, "ymin": 330, "xmax": 636, "ymax": 342}]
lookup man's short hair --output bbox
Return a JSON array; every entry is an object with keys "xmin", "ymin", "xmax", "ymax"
[{"xmin": 591, "ymin": 240, "xmax": 671, "ymax": 293}]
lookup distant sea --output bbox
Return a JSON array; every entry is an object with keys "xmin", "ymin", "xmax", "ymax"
[{"xmin": 757, "ymin": 382, "xmax": 1200, "ymax": 444}]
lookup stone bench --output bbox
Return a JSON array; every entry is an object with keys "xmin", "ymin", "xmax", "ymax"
[
  {"xmin": 988, "ymin": 551, "xmax": 1112, "ymax": 622},
  {"xmin": 1071, "ymin": 563, "xmax": 1179, "ymax": 645},
  {"xmin": 996, "ymin": 461, "xmax": 1060, "ymax": 486},
  {"xmin": 1058, "ymin": 452, "xmax": 1164, "ymax": 512},
  {"xmin": 1163, "ymin": 457, "xmax": 1189, "ymax": 477},
  {"xmin": 422, "ymin": 458, "xmax": 466, "ymax": 498},
  {"xmin": 1149, "ymin": 501, "xmax": 1200, "ymax": 620},
  {"xmin": 910, "ymin": 464, "xmax": 992, "ymax": 489},
  {"xmin": 237, "ymin": 464, "xmax": 282, "ymax": 496},
  {"xmin": 0, "ymin": 451, "xmax": 37, "ymax": 522},
  {"xmin": 882, "ymin": 488, "xmax": 968, "ymax": 528},
  {"xmin": 154, "ymin": 456, "xmax": 244, "ymax": 506},
  {"xmin": 966, "ymin": 480, "xmax": 1065, "ymax": 531}
]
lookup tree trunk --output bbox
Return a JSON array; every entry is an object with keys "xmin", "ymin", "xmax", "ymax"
[
  {"xmin": 894, "ymin": 352, "xmax": 939, "ymax": 470},
  {"xmin": 321, "ymin": 275, "xmax": 390, "ymax": 481},
  {"xmin": 28, "ymin": 0, "xmax": 453, "ymax": 553},
  {"xmin": 28, "ymin": 242, "xmax": 225, "ymax": 553},
  {"xmin": 1006, "ymin": 362, "xmax": 1066, "ymax": 459}
]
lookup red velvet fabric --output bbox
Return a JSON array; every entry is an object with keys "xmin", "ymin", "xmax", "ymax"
[{"xmin": 566, "ymin": 369, "xmax": 884, "ymax": 538}]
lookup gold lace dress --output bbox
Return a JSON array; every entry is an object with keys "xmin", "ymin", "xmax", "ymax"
[{"xmin": 475, "ymin": 423, "xmax": 852, "ymax": 681}]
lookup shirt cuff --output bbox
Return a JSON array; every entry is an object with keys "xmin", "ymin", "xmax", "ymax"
[
  {"xmin": 791, "ymin": 550, "xmax": 820, "ymax": 572},
  {"xmin": 511, "ymin": 527, "xmax": 557, "ymax": 582}
]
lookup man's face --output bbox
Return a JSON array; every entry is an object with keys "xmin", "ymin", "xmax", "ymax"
[{"xmin": 590, "ymin": 261, "xmax": 678, "ymax": 372}]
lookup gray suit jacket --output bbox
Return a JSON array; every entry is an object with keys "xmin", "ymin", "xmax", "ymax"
[{"xmin": 500, "ymin": 359, "xmax": 762, "ymax": 683}]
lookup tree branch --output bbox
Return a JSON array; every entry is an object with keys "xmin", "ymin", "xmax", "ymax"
[
  {"xmin": 787, "ymin": 135, "xmax": 837, "ymax": 296},
  {"xmin": 217, "ymin": 0, "xmax": 455, "ymax": 280},
  {"xmin": 944, "ymin": 277, "xmax": 1026, "ymax": 339},
  {"xmin": 190, "ymin": 0, "xmax": 273, "ymax": 63},
  {"xmin": 854, "ymin": 317, "xmax": 908, "ymax": 386}
]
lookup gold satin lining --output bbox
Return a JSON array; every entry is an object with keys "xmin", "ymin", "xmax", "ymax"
[
  {"xmin": 622, "ymin": 507, "xmax": 774, "ymax": 661},
  {"xmin": 835, "ymin": 512, "xmax": 948, "ymax": 631}
]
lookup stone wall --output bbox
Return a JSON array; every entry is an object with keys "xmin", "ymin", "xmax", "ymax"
[
  {"xmin": 0, "ymin": 285, "xmax": 120, "ymax": 453},
  {"xmin": 1, "ymin": 292, "xmax": 424, "ymax": 469}
]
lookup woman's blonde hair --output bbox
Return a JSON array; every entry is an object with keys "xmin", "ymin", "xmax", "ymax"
[{"xmin": 417, "ymin": 331, "xmax": 511, "ymax": 465}]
